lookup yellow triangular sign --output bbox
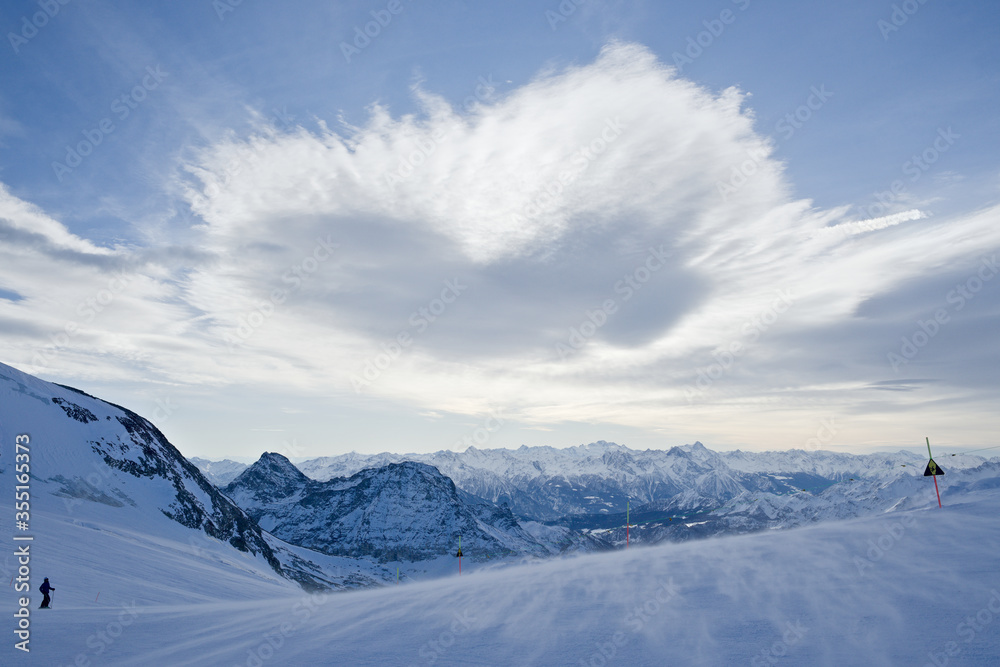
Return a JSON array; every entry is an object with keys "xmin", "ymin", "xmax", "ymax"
[{"xmin": 923, "ymin": 458, "xmax": 944, "ymax": 476}]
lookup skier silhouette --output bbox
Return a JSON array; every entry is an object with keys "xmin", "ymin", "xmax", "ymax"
[{"xmin": 39, "ymin": 578, "xmax": 54, "ymax": 609}]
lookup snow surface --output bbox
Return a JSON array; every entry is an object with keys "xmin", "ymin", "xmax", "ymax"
[{"xmin": 4, "ymin": 486, "xmax": 1000, "ymax": 665}]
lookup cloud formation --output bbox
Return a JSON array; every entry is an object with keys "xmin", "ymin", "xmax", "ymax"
[{"xmin": 2, "ymin": 42, "xmax": 998, "ymax": 449}]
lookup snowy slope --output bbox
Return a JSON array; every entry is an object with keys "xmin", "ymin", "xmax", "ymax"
[
  {"xmin": 224, "ymin": 453, "xmax": 549, "ymax": 562},
  {"xmin": 0, "ymin": 361, "xmax": 386, "ymax": 592},
  {"xmin": 5, "ymin": 485, "xmax": 999, "ymax": 665}
]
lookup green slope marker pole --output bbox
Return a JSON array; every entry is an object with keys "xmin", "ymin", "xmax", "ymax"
[
  {"xmin": 927, "ymin": 437, "xmax": 942, "ymax": 508},
  {"xmin": 626, "ymin": 501, "xmax": 629, "ymax": 550},
  {"xmin": 458, "ymin": 536, "xmax": 462, "ymax": 577},
  {"xmin": 396, "ymin": 566, "xmax": 399, "ymax": 585}
]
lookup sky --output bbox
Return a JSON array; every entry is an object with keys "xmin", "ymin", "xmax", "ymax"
[{"xmin": 1, "ymin": 0, "xmax": 998, "ymax": 460}]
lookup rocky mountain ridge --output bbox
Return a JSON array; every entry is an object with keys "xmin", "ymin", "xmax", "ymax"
[{"xmin": 223, "ymin": 452, "xmax": 552, "ymax": 562}]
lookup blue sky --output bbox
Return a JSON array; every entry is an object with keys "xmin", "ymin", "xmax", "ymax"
[{"xmin": 1, "ymin": 0, "xmax": 998, "ymax": 459}]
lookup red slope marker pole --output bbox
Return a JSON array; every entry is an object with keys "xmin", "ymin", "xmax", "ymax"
[{"xmin": 927, "ymin": 437, "xmax": 942, "ymax": 509}]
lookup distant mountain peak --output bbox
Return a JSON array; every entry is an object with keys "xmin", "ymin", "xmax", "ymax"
[
  {"xmin": 224, "ymin": 455, "xmax": 545, "ymax": 562},
  {"xmin": 252, "ymin": 451, "xmax": 309, "ymax": 478},
  {"xmin": 224, "ymin": 451, "xmax": 311, "ymax": 505}
]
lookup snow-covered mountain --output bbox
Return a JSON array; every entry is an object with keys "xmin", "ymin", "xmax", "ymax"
[
  {"xmin": 223, "ymin": 452, "xmax": 550, "ymax": 562},
  {"xmin": 239, "ymin": 439, "xmax": 991, "ymax": 551},
  {"xmin": 292, "ymin": 440, "xmax": 989, "ymax": 525},
  {"xmin": 293, "ymin": 441, "xmax": 789, "ymax": 520},
  {"xmin": 0, "ymin": 361, "xmax": 389, "ymax": 591},
  {"xmin": 590, "ymin": 459, "xmax": 1000, "ymax": 547},
  {"xmin": 718, "ymin": 446, "xmax": 989, "ymax": 478}
]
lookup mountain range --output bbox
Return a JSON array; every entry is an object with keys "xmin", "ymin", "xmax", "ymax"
[
  {"xmin": 223, "ymin": 452, "xmax": 550, "ymax": 562},
  {"xmin": 196, "ymin": 440, "xmax": 997, "ymax": 541},
  {"xmin": 5, "ymin": 356, "xmax": 997, "ymax": 598}
]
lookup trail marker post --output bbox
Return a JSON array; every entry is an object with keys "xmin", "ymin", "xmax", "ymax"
[
  {"xmin": 626, "ymin": 500, "xmax": 630, "ymax": 549},
  {"xmin": 924, "ymin": 437, "xmax": 944, "ymax": 508},
  {"xmin": 456, "ymin": 535, "xmax": 463, "ymax": 576}
]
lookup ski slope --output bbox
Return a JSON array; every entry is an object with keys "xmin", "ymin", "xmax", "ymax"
[{"xmin": 4, "ymin": 485, "xmax": 999, "ymax": 665}]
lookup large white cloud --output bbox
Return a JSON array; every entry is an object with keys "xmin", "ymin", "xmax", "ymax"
[{"xmin": 2, "ymin": 42, "xmax": 999, "ymax": 449}]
